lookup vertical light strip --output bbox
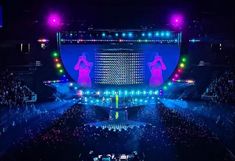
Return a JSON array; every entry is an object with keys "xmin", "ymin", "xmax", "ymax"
[{"xmin": 115, "ymin": 94, "xmax": 119, "ymax": 120}]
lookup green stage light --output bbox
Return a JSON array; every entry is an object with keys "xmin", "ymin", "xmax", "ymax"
[
  {"xmin": 59, "ymin": 69, "xmax": 64, "ymax": 73},
  {"xmin": 52, "ymin": 52, "xmax": 59, "ymax": 58},
  {"xmin": 163, "ymin": 86, "xmax": 168, "ymax": 90},
  {"xmin": 182, "ymin": 57, "xmax": 187, "ymax": 62}
]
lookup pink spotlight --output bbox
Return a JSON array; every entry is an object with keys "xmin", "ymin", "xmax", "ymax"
[
  {"xmin": 47, "ymin": 13, "xmax": 62, "ymax": 29},
  {"xmin": 170, "ymin": 13, "xmax": 184, "ymax": 29}
]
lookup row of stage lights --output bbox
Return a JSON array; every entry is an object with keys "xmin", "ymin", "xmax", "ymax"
[
  {"xmin": 50, "ymin": 51, "xmax": 70, "ymax": 82},
  {"xmin": 61, "ymin": 39, "xmax": 179, "ymax": 44},
  {"xmin": 49, "ymin": 50, "xmax": 188, "ymax": 95},
  {"xmin": 73, "ymin": 88, "xmax": 164, "ymax": 97},
  {"xmin": 101, "ymin": 31, "xmax": 172, "ymax": 38},
  {"xmin": 51, "ymin": 51, "xmax": 64, "ymax": 75},
  {"xmin": 171, "ymin": 56, "xmax": 187, "ymax": 83},
  {"xmin": 62, "ymin": 31, "xmax": 173, "ymax": 39},
  {"xmin": 80, "ymin": 96, "xmax": 159, "ymax": 105}
]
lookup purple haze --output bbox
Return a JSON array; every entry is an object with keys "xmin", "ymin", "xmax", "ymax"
[
  {"xmin": 170, "ymin": 13, "xmax": 184, "ymax": 29},
  {"xmin": 47, "ymin": 13, "xmax": 62, "ymax": 28}
]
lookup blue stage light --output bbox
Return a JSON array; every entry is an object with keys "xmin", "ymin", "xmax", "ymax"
[
  {"xmin": 115, "ymin": 33, "xmax": 119, "ymax": 37},
  {"xmin": 168, "ymin": 82, "xmax": 172, "ymax": 86},
  {"xmin": 148, "ymin": 32, "xmax": 152, "ymax": 37},
  {"xmin": 131, "ymin": 91, "xmax": 134, "ymax": 95},
  {"xmin": 102, "ymin": 32, "xmax": 106, "ymax": 37},
  {"xmin": 155, "ymin": 32, "xmax": 160, "ymax": 36},
  {"xmin": 141, "ymin": 33, "xmax": 145, "ymax": 37},
  {"xmin": 154, "ymin": 90, "xmax": 159, "ymax": 95},
  {"xmin": 166, "ymin": 31, "xmax": 170, "ymax": 37},
  {"xmin": 88, "ymin": 91, "xmax": 91, "ymax": 95},
  {"xmin": 160, "ymin": 32, "xmax": 165, "ymax": 37},
  {"xmin": 124, "ymin": 90, "xmax": 128, "ymax": 95},
  {"xmin": 128, "ymin": 32, "xmax": 133, "ymax": 37},
  {"xmin": 122, "ymin": 33, "xmax": 126, "ymax": 37}
]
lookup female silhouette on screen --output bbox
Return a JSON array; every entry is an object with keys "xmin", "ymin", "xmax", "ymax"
[
  {"xmin": 148, "ymin": 53, "xmax": 167, "ymax": 87},
  {"xmin": 74, "ymin": 53, "xmax": 93, "ymax": 87}
]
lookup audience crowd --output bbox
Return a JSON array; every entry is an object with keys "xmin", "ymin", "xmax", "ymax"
[
  {"xmin": 0, "ymin": 70, "xmax": 35, "ymax": 108},
  {"xmin": 1, "ymin": 102, "xmax": 233, "ymax": 161},
  {"xmin": 203, "ymin": 70, "xmax": 235, "ymax": 103}
]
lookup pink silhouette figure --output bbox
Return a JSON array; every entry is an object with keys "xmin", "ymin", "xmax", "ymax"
[
  {"xmin": 74, "ymin": 54, "xmax": 93, "ymax": 87},
  {"xmin": 148, "ymin": 53, "xmax": 167, "ymax": 87}
]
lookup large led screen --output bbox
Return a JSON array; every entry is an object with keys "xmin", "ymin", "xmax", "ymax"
[{"xmin": 60, "ymin": 43, "xmax": 180, "ymax": 88}]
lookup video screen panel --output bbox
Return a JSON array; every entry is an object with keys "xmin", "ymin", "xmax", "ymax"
[{"xmin": 60, "ymin": 43, "xmax": 180, "ymax": 88}]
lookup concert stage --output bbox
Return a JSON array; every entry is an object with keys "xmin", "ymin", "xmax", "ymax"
[{"xmin": 44, "ymin": 29, "xmax": 191, "ymax": 128}]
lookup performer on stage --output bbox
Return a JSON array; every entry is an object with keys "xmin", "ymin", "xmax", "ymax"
[
  {"xmin": 148, "ymin": 53, "xmax": 167, "ymax": 87},
  {"xmin": 74, "ymin": 53, "xmax": 93, "ymax": 87}
]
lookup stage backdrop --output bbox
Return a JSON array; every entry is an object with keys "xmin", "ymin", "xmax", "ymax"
[{"xmin": 60, "ymin": 43, "xmax": 180, "ymax": 88}]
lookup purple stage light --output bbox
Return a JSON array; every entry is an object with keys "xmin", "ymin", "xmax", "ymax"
[
  {"xmin": 170, "ymin": 13, "xmax": 184, "ymax": 29},
  {"xmin": 47, "ymin": 13, "xmax": 62, "ymax": 28}
]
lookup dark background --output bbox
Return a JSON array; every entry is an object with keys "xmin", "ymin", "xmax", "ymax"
[{"xmin": 0, "ymin": 0, "xmax": 234, "ymax": 40}]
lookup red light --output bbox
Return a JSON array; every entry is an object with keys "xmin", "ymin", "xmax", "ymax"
[
  {"xmin": 54, "ymin": 58, "xmax": 59, "ymax": 62},
  {"xmin": 177, "ymin": 69, "xmax": 182, "ymax": 73}
]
